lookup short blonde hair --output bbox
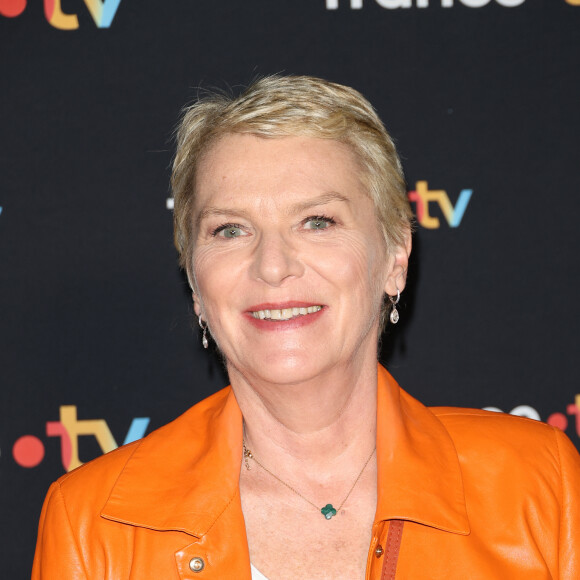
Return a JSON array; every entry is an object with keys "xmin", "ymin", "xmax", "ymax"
[{"xmin": 171, "ymin": 75, "xmax": 413, "ymax": 327}]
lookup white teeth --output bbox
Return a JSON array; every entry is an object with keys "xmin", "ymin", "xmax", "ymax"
[{"xmin": 251, "ymin": 305, "xmax": 322, "ymax": 321}]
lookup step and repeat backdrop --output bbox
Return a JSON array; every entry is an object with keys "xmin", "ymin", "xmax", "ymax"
[{"xmin": 1, "ymin": 0, "xmax": 579, "ymax": 576}]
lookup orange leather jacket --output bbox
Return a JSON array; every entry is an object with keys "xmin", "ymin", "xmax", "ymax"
[{"xmin": 32, "ymin": 365, "xmax": 580, "ymax": 579}]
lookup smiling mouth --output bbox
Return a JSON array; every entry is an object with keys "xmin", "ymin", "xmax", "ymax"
[{"xmin": 250, "ymin": 306, "xmax": 323, "ymax": 321}]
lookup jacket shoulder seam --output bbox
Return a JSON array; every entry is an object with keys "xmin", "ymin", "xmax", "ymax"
[
  {"xmin": 432, "ymin": 407, "xmax": 550, "ymax": 424},
  {"xmin": 57, "ymin": 439, "xmax": 142, "ymax": 486}
]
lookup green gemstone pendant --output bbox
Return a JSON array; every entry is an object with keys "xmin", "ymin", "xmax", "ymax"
[{"xmin": 321, "ymin": 504, "xmax": 337, "ymax": 519}]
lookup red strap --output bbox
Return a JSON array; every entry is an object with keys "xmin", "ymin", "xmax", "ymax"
[{"xmin": 381, "ymin": 520, "xmax": 404, "ymax": 580}]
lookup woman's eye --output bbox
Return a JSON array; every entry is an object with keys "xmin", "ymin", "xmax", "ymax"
[
  {"xmin": 304, "ymin": 216, "xmax": 335, "ymax": 230},
  {"xmin": 212, "ymin": 224, "xmax": 247, "ymax": 238}
]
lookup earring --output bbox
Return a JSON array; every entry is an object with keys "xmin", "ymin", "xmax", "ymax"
[
  {"xmin": 198, "ymin": 314, "xmax": 208, "ymax": 349},
  {"xmin": 389, "ymin": 289, "xmax": 400, "ymax": 325}
]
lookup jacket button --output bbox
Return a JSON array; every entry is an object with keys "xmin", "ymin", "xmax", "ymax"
[
  {"xmin": 375, "ymin": 545, "xmax": 384, "ymax": 557},
  {"xmin": 189, "ymin": 557, "xmax": 205, "ymax": 572}
]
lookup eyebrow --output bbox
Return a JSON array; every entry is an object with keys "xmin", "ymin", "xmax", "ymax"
[
  {"xmin": 195, "ymin": 191, "xmax": 350, "ymax": 229},
  {"xmin": 195, "ymin": 206, "xmax": 252, "ymax": 230},
  {"xmin": 288, "ymin": 192, "xmax": 351, "ymax": 214}
]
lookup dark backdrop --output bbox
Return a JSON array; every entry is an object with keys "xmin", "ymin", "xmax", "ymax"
[{"xmin": 1, "ymin": 0, "xmax": 579, "ymax": 577}]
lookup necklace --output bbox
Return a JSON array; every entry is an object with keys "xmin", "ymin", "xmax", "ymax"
[{"xmin": 242, "ymin": 440, "xmax": 375, "ymax": 520}]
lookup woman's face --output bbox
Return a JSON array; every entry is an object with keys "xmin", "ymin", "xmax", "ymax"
[{"xmin": 191, "ymin": 134, "xmax": 407, "ymax": 386}]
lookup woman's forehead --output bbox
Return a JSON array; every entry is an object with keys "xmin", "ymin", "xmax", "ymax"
[{"xmin": 194, "ymin": 134, "xmax": 367, "ymax": 212}]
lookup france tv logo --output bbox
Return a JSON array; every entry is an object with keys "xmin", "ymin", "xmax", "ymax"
[
  {"xmin": 0, "ymin": 0, "xmax": 123, "ymax": 29},
  {"xmin": 326, "ymin": 0, "xmax": 579, "ymax": 7},
  {"xmin": 10, "ymin": 405, "xmax": 150, "ymax": 471},
  {"xmin": 408, "ymin": 181, "xmax": 472, "ymax": 229}
]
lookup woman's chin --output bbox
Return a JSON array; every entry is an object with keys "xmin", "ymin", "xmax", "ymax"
[{"xmin": 229, "ymin": 349, "xmax": 332, "ymax": 387}]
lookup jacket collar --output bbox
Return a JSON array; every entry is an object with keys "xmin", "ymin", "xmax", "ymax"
[
  {"xmin": 101, "ymin": 365, "xmax": 469, "ymax": 537},
  {"xmin": 101, "ymin": 387, "xmax": 245, "ymax": 537},
  {"xmin": 375, "ymin": 365, "xmax": 470, "ymax": 534}
]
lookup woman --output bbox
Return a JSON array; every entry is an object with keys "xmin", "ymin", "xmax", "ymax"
[{"xmin": 33, "ymin": 75, "xmax": 580, "ymax": 579}]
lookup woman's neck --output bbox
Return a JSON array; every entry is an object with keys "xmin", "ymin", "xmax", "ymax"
[{"xmin": 229, "ymin": 355, "xmax": 378, "ymax": 470}]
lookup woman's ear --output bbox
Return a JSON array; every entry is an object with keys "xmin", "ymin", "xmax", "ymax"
[
  {"xmin": 187, "ymin": 264, "xmax": 203, "ymax": 317},
  {"xmin": 384, "ymin": 230, "xmax": 412, "ymax": 296},
  {"xmin": 192, "ymin": 293, "xmax": 201, "ymax": 317}
]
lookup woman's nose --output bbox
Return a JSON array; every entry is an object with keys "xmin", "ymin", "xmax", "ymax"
[{"xmin": 250, "ymin": 232, "xmax": 304, "ymax": 287}]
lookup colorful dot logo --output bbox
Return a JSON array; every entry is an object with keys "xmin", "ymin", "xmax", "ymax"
[
  {"xmin": 13, "ymin": 435, "xmax": 45, "ymax": 467},
  {"xmin": 0, "ymin": 0, "xmax": 26, "ymax": 17}
]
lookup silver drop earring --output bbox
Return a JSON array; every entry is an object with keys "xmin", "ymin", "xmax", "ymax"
[
  {"xmin": 198, "ymin": 314, "xmax": 209, "ymax": 349},
  {"xmin": 389, "ymin": 289, "xmax": 400, "ymax": 325}
]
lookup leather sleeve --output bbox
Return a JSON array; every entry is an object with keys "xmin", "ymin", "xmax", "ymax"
[
  {"xmin": 31, "ymin": 482, "xmax": 88, "ymax": 580},
  {"xmin": 554, "ymin": 428, "xmax": 580, "ymax": 579}
]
